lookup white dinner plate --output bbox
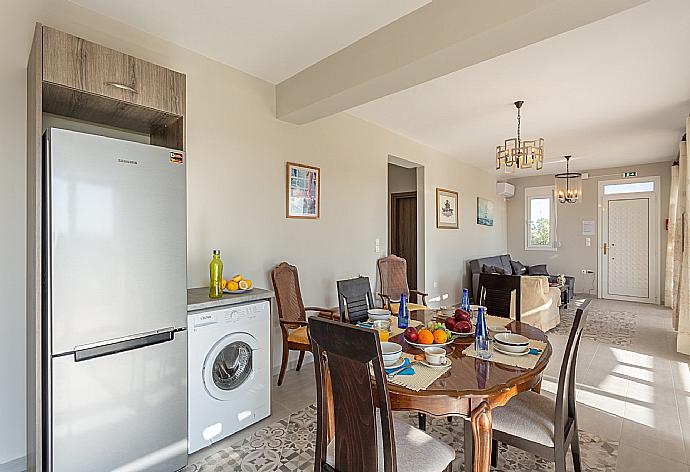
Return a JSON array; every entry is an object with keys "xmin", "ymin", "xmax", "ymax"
[
  {"xmin": 494, "ymin": 345, "xmax": 530, "ymax": 356},
  {"xmin": 224, "ymin": 287, "xmax": 254, "ymax": 294},
  {"xmin": 449, "ymin": 330, "xmax": 473, "ymax": 337}
]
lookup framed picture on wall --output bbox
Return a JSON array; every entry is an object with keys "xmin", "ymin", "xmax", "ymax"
[
  {"xmin": 477, "ymin": 197, "xmax": 494, "ymax": 226},
  {"xmin": 436, "ymin": 188, "xmax": 459, "ymax": 229},
  {"xmin": 286, "ymin": 162, "xmax": 320, "ymax": 219}
]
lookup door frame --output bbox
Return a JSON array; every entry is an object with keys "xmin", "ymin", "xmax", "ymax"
[
  {"xmin": 390, "ymin": 191, "xmax": 418, "ymax": 290},
  {"xmin": 597, "ymin": 176, "xmax": 661, "ymax": 304}
]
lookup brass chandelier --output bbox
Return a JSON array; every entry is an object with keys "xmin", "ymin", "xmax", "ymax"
[{"xmin": 496, "ymin": 100, "xmax": 544, "ymax": 173}]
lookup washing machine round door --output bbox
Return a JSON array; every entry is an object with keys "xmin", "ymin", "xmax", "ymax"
[{"xmin": 203, "ymin": 332, "xmax": 257, "ymax": 401}]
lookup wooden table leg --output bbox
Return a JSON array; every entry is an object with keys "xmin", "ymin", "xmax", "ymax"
[{"xmin": 471, "ymin": 401, "xmax": 493, "ymax": 472}]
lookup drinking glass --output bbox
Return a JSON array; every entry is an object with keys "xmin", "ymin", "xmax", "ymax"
[
  {"xmin": 475, "ymin": 335, "xmax": 492, "ymax": 360},
  {"xmin": 372, "ymin": 319, "xmax": 391, "ymax": 342}
]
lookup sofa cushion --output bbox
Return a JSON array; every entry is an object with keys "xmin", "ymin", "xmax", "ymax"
[
  {"xmin": 527, "ymin": 264, "xmax": 549, "ymax": 276},
  {"xmin": 482, "ymin": 264, "xmax": 506, "ymax": 275},
  {"xmin": 510, "ymin": 260, "xmax": 527, "ymax": 275}
]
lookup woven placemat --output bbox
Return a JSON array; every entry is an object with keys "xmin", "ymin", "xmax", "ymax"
[
  {"xmin": 486, "ymin": 315, "xmax": 512, "ymax": 331},
  {"xmin": 462, "ymin": 339, "xmax": 547, "ymax": 369},
  {"xmin": 386, "ymin": 353, "xmax": 451, "ymax": 392}
]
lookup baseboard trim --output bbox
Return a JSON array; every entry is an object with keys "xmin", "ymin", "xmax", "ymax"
[
  {"xmin": 271, "ymin": 353, "xmax": 314, "ymax": 377},
  {"xmin": 0, "ymin": 456, "xmax": 26, "ymax": 472}
]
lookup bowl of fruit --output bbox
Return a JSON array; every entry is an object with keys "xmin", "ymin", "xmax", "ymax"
[
  {"xmin": 443, "ymin": 308, "xmax": 474, "ymax": 337},
  {"xmin": 223, "ymin": 274, "xmax": 253, "ymax": 293},
  {"xmin": 403, "ymin": 322, "xmax": 455, "ymax": 348}
]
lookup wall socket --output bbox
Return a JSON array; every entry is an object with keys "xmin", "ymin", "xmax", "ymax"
[{"xmin": 581, "ymin": 269, "xmax": 595, "ymax": 274}]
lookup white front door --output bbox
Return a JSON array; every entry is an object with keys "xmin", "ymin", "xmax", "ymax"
[{"xmin": 600, "ymin": 179, "xmax": 659, "ymax": 304}]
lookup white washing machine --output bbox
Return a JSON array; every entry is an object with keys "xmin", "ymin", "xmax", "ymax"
[{"xmin": 188, "ymin": 300, "xmax": 271, "ymax": 453}]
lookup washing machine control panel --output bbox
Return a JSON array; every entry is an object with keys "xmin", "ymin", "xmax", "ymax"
[
  {"xmin": 190, "ymin": 301, "xmax": 268, "ymax": 330},
  {"xmin": 224, "ymin": 305, "xmax": 258, "ymax": 324}
]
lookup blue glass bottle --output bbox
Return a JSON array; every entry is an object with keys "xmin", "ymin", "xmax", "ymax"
[
  {"xmin": 398, "ymin": 293, "xmax": 409, "ymax": 329},
  {"xmin": 474, "ymin": 306, "xmax": 488, "ymax": 339},
  {"xmin": 461, "ymin": 288, "xmax": 470, "ymax": 312},
  {"xmin": 474, "ymin": 306, "xmax": 491, "ymax": 358}
]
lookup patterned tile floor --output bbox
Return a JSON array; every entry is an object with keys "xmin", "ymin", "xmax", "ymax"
[{"xmin": 188, "ymin": 297, "xmax": 690, "ymax": 471}]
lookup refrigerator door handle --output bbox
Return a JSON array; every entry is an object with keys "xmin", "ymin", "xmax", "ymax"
[{"xmin": 73, "ymin": 328, "xmax": 180, "ymax": 362}]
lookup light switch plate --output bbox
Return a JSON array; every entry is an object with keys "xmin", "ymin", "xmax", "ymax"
[{"xmin": 585, "ymin": 237, "xmax": 591, "ymax": 247}]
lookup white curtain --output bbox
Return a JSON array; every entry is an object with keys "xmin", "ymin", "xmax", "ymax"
[
  {"xmin": 676, "ymin": 118, "xmax": 690, "ymax": 354},
  {"xmin": 666, "ymin": 164, "xmax": 679, "ymax": 308}
]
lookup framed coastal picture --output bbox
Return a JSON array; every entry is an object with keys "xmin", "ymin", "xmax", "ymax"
[
  {"xmin": 436, "ymin": 188, "xmax": 459, "ymax": 229},
  {"xmin": 477, "ymin": 197, "xmax": 494, "ymax": 226},
  {"xmin": 286, "ymin": 162, "xmax": 320, "ymax": 219}
]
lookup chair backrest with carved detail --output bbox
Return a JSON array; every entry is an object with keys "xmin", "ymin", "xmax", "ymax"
[
  {"xmin": 377, "ymin": 255, "xmax": 410, "ymax": 301},
  {"xmin": 309, "ymin": 316, "xmax": 397, "ymax": 472},
  {"xmin": 271, "ymin": 262, "xmax": 307, "ymax": 326}
]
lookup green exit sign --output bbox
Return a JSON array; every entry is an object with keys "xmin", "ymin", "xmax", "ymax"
[{"xmin": 623, "ymin": 171, "xmax": 637, "ymax": 178}]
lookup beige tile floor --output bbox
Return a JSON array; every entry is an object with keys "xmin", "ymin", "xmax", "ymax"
[{"xmin": 190, "ymin": 298, "xmax": 690, "ymax": 471}]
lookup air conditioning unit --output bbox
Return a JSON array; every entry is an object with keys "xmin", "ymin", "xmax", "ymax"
[{"xmin": 496, "ymin": 182, "xmax": 515, "ymax": 198}]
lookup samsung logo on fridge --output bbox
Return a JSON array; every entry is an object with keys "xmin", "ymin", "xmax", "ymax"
[{"xmin": 117, "ymin": 158, "xmax": 139, "ymax": 165}]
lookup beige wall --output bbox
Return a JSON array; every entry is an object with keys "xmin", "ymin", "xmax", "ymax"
[
  {"xmin": 506, "ymin": 161, "xmax": 673, "ymax": 298},
  {"xmin": 0, "ymin": 1, "xmax": 507, "ymax": 464}
]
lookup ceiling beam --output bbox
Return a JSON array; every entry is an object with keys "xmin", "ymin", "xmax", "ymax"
[{"xmin": 276, "ymin": 0, "xmax": 647, "ymax": 124}]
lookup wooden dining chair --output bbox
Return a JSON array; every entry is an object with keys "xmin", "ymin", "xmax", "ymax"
[
  {"xmin": 477, "ymin": 273, "xmax": 522, "ymax": 321},
  {"xmin": 464, "ymin": 299, "xmax": 591, "ymax": 472},
  {"xmin": 308, "ymin": 316, "xmax": 455, "ymax": 472},
  {"xmin": 336, "ymin": 276, "xmax": 374, "ymax": 324},
  {"xmin": 377, "ymin": 254, "xmax": 428, "ymax": 309},
  {"xmin": 271, "ymin": 262, "xmax": 338, "ymax": 386}
]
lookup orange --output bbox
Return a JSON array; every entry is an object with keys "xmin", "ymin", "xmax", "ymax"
[
  {"xmin": 418, "ymin": 329, "xmax": 434, "ymax": 345},
  {"xmin": 433, "ymin": 329, "xmax": 448, "ymax": 344}
]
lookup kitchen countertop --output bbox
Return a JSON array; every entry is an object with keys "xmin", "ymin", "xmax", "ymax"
[{"xmin": 187, "ymin": 287, "xmax": 274, "ymax": 312}]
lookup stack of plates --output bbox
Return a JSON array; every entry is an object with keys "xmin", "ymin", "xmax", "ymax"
[
  {"xmin": 493, "ymin": 332, "xmax": 530, "ymax": 356},
  {"xmin": 367, "ymin": 308, "xmax": 392, "ymax": 321}
]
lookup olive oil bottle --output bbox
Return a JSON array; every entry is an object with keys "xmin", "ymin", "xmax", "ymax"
[{"xmin": 209, "ymin": 250, "xmax": 224, "ymax": 299}]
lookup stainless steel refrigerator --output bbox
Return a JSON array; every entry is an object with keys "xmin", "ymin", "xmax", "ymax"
[{"xmin": 43, "ymin": 128, "xmax": 188, "ymax": 471}]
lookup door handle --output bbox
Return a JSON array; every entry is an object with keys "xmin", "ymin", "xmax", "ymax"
[
  {"xmin": 603, "ymin": 243, "xmax": 608, "ymax": 255},
  {"xmin": 73, "ymin": 328, "xmax": 176, "ymax": 362}
]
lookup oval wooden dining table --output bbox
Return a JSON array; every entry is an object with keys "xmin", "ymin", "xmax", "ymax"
[{"xmin": 388, "ymin": 310, "xmax": 553, "ymax": 472}]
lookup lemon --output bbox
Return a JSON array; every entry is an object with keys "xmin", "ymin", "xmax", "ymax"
[
  {"xmin": 231, "ymin": 274, "xmax": 243, "ymax": 283},
  {"xmin": 227, "ymin": 280, "xmax": 240, "ymax": 291},
  {"xmin": 221, "ymin": 279, "xmax": 227, "ymax": 289},
  {"xmin": 244, "ymin": 279, "xmax": 252, "ymax": 289},
  {"xmin": 239, "ymin": 279, "xmax": 251, "ymax": 290}
]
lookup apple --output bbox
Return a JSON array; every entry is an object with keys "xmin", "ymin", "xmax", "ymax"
[
  {"xmin": 454, "ymin": 309, "xmax": 471, "ymax": 322},
  {"xmin": 445, "ymin": 317, "xmax": 457, "ymax": 331},
  {"xmin": 403, "ymin": 327, "xmax": 419, "ymax": 343},
  {"xmin": 456, "ymin": 320, "xmax": 473, "ymax": 333}
]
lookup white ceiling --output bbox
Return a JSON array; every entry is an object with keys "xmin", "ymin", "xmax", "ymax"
[
  {"xmin": 68, "ymin": 0, "xmax": 430, "ymax": 84},
  {"xmin": 350, "ymin": 0, "xmax": 690, "ymax": 174}
]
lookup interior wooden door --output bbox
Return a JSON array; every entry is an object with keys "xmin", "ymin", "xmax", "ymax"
[{"xmin": 391, "ymin": 192, "xmax": 417, "ymax": 290}]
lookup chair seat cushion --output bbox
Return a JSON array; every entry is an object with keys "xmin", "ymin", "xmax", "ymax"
[
  {"xmin": 287, "ymin": 326, "xmax": 309, "ymax": 345},
  {"xmin": 492, "ymin": 390, "xmax": 556, "ymax": 447},
  {"xmin": 390, "ymin": 302, "xmax": 427, "ymax": 315},
  {"xmin": 326, "ymin": 418, "xmax": 455, "ymax": 472}
]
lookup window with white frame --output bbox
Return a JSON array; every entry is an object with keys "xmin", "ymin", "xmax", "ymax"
[{"xmin": 525, "ymin": 186, "xmax": 556, "ymax": 250}]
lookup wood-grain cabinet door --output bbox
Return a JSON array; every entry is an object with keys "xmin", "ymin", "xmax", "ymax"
[{"xmin": 42, "ymin": 27, "xmax": 184, "ymax": 116}]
